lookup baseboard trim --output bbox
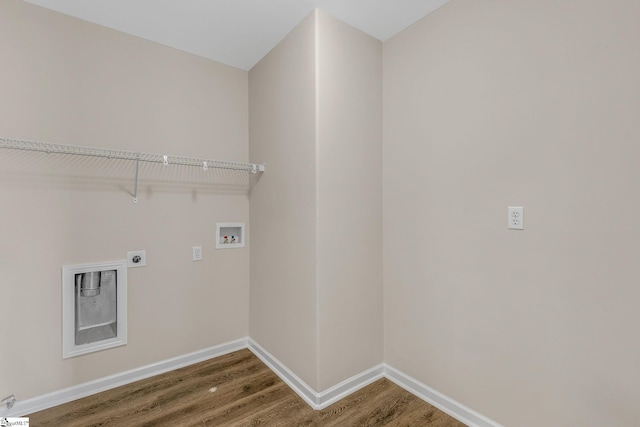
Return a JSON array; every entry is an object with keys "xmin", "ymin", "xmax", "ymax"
[
  {"xmin": 384, "ymin": 365, "xmax": 503, "ymax": 427},
  {"xmin": 247, "ymin": 339, "xmax": 500, "ymax": 425},
  {"xmin": 1, "ymin": 337, "xmax": 248, "ymax": 418},
  {"xmin": 247, "ymin": 338, "xmax": 384, "ymax": 410},
  {"xmin": 4, "ymin": 337, "xmax": 501, "ymax": 427},
  {"xmin": 247, "ymin": 338, "xmax": 318, "ymax": 408},
  {"xmin": 317, "ymin": 363, "xmax": 385, "ymax": 409}
]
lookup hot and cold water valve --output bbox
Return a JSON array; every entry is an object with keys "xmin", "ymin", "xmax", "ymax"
[
  {"xmin": 216, "ymin": 223, "xmax": 245, "ymax": 249},
  {"xmin": 221, "ymin": 235, "xmax": 237, "ymax": 244}
]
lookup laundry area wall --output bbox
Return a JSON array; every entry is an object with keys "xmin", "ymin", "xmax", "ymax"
[
  {"xmin": 0, "ymin": 0, "xmax": 250, "ymax": 401},
  {"xmin": 3, "ymin": 1, "xmax": 639, "ymax": 426}
]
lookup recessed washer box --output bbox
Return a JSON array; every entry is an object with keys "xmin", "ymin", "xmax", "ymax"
[
  {"xmin": 216, "ymin": 223, "xmax": 245, "ymax": 249},
  {"xmin": 62, "ymin": 260, "xmax": 128, "ymax": 359}
]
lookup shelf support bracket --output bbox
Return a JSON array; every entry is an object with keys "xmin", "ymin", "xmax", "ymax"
[{"xmin": 133, "ymin": 156, "xmax": 140, "ymax": 204}]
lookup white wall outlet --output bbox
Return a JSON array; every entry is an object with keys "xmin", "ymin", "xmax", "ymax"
[
  {"xmin": 193, "ymin": 246, "xmax": 202, "ymax": 261},
  {"xmin": 127, "ymin": 250, "xmax": 147, "ymax": 267},
  {"xmin": 508, "ymin": 207, "xmax": 524, "ymax": 230}
]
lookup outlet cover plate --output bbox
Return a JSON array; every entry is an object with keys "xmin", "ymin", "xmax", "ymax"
[{"xmin": 508, "ymin": 207, "xmax": 524, "ymax": 230}]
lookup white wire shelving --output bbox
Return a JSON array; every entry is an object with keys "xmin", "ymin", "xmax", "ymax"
[{"xmin": 0, "ymin": 137, "xmax": 265, "ymax": 203}]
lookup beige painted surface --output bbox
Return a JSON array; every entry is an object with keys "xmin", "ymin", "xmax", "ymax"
[
  {"xmin": 248, "ymin": 12, "xmax": 319, "ymax": 388},
  {"xmin": 383, "ymin": 1, "xmax": 640, "ymax": 426},
  {"xmin": 315, "ymin": 11, "xmax": 383, "ymax": 391},
  {"xmin": 249, "ymin": 10, "xmax": 384, "ymax": 392},
  {"xmin": 0, "ymin": 0, "xmax": 249, "ymax": 401}
]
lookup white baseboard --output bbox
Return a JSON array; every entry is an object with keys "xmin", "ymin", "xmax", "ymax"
[
  {"xmin": 248, "ymin": 338, "xmax": 501, "ymax": 425},
  {"xmin": 385, "ymin": 365, "xmax": 503, "ymax": 427},
  {"xmin": 317, "ymin": 363, "xmax": 385, "ymax": 409},
  {"xmin": 247, "ymin": 338, "xmax": 318, "ymax": 408},
  {"xmin": 1, "ymin": 337, "xmax": 248, "ymax": 418},
  {"xmin": 3, "ymin": 336, "xmax": 501, "ymax": 427},
  {"xmin": 247, "ymin": 338, "xmax": 385, "ymax": 410}
]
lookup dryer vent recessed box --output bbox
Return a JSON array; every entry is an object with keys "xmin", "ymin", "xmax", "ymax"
[{"xmin": 216, "ymin": 223, "xmax": 245, "ymax": 249}]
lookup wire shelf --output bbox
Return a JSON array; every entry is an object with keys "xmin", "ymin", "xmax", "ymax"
[
  {"xmin": 0, "ymin": 137, "xmax": 264, "ymax": 172},
  {"xmin": 0, "ymin": 136, "xmax": 266, "ymax": 203}
]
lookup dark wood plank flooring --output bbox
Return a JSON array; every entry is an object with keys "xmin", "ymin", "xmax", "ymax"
[{"xmin": 29, "ymin": 349, "xmax": 467, "ymax": 426}]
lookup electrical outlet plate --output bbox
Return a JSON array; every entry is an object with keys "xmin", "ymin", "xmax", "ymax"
[
  {"xmin": 127, "ymin": 250, "xmax": 147, "ymax": 267},
  {"xmin": 193, "ymin": 246, "xmax": 202, "ymax": 261},
  {"xmin": 508, "ymin": 207, "xmax": 524, "ymax": 230}
]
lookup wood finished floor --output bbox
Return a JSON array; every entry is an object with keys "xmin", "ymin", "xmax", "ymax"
[{"xmin": 29, "ymin": 349, "xmax": 467, "ymax": 426}]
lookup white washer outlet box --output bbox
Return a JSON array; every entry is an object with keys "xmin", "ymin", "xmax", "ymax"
[{"xmin": 127, "ymin": 250, "xmax": 147, "ymax": 268}]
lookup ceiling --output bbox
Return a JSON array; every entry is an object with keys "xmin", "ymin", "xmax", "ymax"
[{"xmin": 22, "ymin": 0, "xmax": 449, "ymax": 70}]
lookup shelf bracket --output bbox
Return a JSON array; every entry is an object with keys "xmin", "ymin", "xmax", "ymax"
[{"xmin": 133, "ymin": 156, "xmax": 140, "ymax": 204}]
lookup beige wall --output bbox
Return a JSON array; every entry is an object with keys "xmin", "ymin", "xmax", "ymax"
[
  {"xmin": 5, "ymin": 0, "xmax": 634, "ymax": 422},
  {"xmin": 383, "ymin": 1, "xmax": 640, "ymax": 426},
  {"xmin": 248, "ymin": 12, "xmax": 319, "ymax": 388},
  {"xmin": 315, "ymin": 10, "xmax": 383, "ymax": 391},
  {"xmin": 0, "ymin": 0, "xmax": 249, "ymax": 401},
  {"xmin": 249, "ymin": 10, "xmax": 383, "ymax": 391}
]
